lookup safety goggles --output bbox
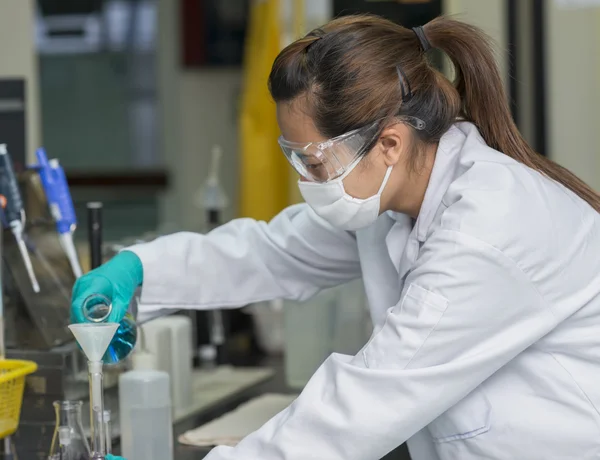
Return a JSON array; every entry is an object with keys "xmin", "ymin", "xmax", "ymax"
[{"xmin": 278, "ymin": 116, "xmax": 426, "ymax": 183}]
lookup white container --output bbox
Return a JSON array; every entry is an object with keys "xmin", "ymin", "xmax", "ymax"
[
  {"xmin": 284, "ymin": 279, "xmax": 371, "ymax": 389},
  {"xmin": 245, "ymin": 299, "xmax": 285, "ymax": 355},
  {"xmin": 131, "ymin": 349, "xmax": 158, "ymax": 371},
  {"xmin": 155, "ymin": 315, "xmax": 193, "ymax": 414},
  {"xmin": 119, "ymin": 370, "xmax": 173, "ymax": 460},
  {"xmin": 136, "ymin": 319, "xmax": 172, "ymax": 376}
]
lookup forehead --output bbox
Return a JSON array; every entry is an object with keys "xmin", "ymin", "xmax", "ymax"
[{"xmin": 276, "ymin": 99, "xmax": 327, "ymax": 145}]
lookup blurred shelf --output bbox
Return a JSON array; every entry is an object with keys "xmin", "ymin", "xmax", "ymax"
[{"xmin": 66, "ymin": 168, "xmax": 169, "ymax": 188}]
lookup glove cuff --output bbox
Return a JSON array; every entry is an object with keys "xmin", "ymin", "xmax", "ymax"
[{"xmin": 117, "ymin": 250, "xmax": 144, "ymax": 287}]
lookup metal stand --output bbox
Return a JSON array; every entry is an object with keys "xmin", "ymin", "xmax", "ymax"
[{"xmin": 0, "ymin": 205, "xmax": 14, "ymax": 459}]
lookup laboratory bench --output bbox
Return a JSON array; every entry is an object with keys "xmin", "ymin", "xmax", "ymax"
[
  {"xmin": 6, "ymin": 350, "xmax": 409, "ymax": 459},
  {"xmin": 112, "ymin": 359, "xmax": 412, "ymax": 460}
]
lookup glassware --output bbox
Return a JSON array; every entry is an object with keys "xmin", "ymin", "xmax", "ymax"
[
  {"xmin": 48, "ymin": 400, "xmax": 90, "ymax": 460},
  {"xmin": 103, "ymin": 410, "xmax": 112, "ymax": 454},
  {"xmin": 89, "ymin": 360, "xmax": 106, "ymax": 458},
  {"xmin": 82, "ymin": 293, "xmax": 138, "ymax": 364},
  {"xmin": 68, "ymin": 323, "xmax": 119, "ymax": 460}
]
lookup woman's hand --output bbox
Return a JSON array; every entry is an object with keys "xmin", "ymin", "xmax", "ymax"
[{"xmin": 70, "ymin": 251, "xmax": 143, "ymax": 324}]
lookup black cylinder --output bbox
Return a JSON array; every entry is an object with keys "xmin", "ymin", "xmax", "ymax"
[{"xmin": 87, "ymin": 202, "xmax": 103, "ymax": 270}]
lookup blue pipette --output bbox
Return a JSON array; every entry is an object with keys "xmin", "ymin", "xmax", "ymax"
[
  {"xmin": 0, "ymin": 144, "xmax": 40, "ymax": 293},
  {"xmin": 30, "ymin": 148, "xmax": 82, "ymax": 278}
]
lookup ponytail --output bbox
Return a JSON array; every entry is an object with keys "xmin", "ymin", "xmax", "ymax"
[
  {"xmin": 425, "ymin": 17, "xmax": 600, "ymax": 212},
  {"xmin": 268, "ymin": 14, "xmax": 600, "ymax": 211}
]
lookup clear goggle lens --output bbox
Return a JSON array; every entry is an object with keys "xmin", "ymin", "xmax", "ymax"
[{"xmin": 278, "ymin": 116, "xmax": 425, "ymax": 183}]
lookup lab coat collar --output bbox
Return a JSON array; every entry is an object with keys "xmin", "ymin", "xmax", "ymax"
[
  {"xmin": 414, "ymin": 124, "xmax": 467, "ymax": 242},
  {"xmin": 385, "ymin": 123, "xmax": 473, "ymax": 276}
]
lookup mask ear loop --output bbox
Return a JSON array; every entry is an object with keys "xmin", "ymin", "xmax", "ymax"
[{"xmin": 376, "ymin": 165, "xmax": 394, "ymax": 195}]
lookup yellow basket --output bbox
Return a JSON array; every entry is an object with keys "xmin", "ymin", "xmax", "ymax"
[{"xmin": 0, "ymin": 359, "xmax": 38, "ymax": 438}]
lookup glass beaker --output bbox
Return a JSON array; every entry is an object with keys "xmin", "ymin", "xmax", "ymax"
[
  {"xmin": 82, "ymin": 293, "xmax": 138, "ymax": 365},
  {"xmin": 48, "ymin": 400, "xmax": 90, "ymax": 460}
]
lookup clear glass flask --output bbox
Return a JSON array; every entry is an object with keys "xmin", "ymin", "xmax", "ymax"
[
  {"xmin": 82, "ymin": 293, "xmax": 138, "ymax": 364},
  {"xmin": 48, "ymin": 400, "xmax": 90, "ymax": 460}
]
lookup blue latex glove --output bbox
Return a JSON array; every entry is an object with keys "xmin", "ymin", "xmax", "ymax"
[
  {"xmin": 106, "ymin": 455, "xmax": 126, "ymax": 460},
  {"xmin": 71, "ymin": 250, "xmax": 143, "ymax": 324}
]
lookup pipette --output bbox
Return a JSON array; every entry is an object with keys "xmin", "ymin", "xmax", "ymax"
[
  {"xmin": 0, "ymin": 144, "xmax": 40, "ymax": 293},
  {"xmin": 30, "ymin": 148, "xmax": 83, "ymax": 278}
]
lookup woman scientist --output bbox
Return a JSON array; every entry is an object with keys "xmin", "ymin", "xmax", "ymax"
[{"xmin": 73, "ymin": 15, "xmax": 600, "ymax": 460}]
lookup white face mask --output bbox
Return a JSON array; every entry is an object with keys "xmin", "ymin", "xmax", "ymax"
[{"xmin": 298, "ymin": 157, "xmax": 393, "ymax": 231}]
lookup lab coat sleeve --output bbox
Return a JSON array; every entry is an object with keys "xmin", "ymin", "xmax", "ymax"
[
  {"xmin": 204, "ymin": 229, "xmax": 558, "ymax": 460},
  {"xmin": 127, "ymin": 203, "xmax": 361, "ymax": 310}
]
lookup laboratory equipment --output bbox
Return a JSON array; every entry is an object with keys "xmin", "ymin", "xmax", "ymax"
[
  {"xmin": 136, "ymin": 318, "xmax": 171, "ymax": 375},
  {"xmin": 130, "ymin": 317, "xmax": 159, "ymax": 370},
  {"xmin": 68, "ymin": 322, "xmax": 119, "ymax": 460},
  {"xmin": 87, "ymin": 202, "xmax": 102, "ymax": 270},
  {"xmin": 48, "ymin": 400, "xmax": 90, "ymax": 460},
  {"xmin": 195, "ymin": 145, "xmax": 229, "ymax": 225},
  {"xmin": 81, "ymin": 293, "xmax": 137, "ymax": 365},
  {"xmin": 0, "ymin": 204, "xmax": 4, "ymax": 361},
  {"xmin": 30, "ymin": 148, "xmax": 83, "ymax": 278},
  {"xmin": 195, "ymin": 145, "xmax": 229, "ymax": 365},
  {"xmin": 0, "ymin": 167, "xmax": 76, "ymax": 352},
  {"xmin": 82, "ymin": 201, "xmax": 138, "ymax": 364},
  {"xmin": 0, "ymin": 208, "xmax": 10, "ymax": 460},
  {"xmin": 119, "ymin": 370, "xmax": 173, "ymax": 460},
  {"xmin": 143, "ymin": 316, "xmax": 193, "ymax": 415},
  {"xmin": 0, "ymin": 199, "xmax": 39, "ymax": 460},
  {"xmin": 103, "ymin": 410, "xmax": 112, "ymax": 455},
  {"xmin": 0, "ymin": 143, "xmax": 40, "ymax": 292},
  {"xmin": 245, "ymin": 300, "xmax": 284, "ymax": 355},
  {"xmin": 284, "ymin": 279, "xmax": 370, "ymax": 389},
  {"xmin": 131, "ymin": 340, "xmax": 159, "ymax": 370}
]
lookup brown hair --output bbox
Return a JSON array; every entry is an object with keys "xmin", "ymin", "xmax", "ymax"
[{"xmin": 268, "ymin": 14, "xmax": 600, "ymax": 212}]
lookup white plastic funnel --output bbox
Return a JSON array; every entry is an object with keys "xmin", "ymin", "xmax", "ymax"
[{"xmin": 68, "ymin": 323, "xmax": 119, "ymax": 362}]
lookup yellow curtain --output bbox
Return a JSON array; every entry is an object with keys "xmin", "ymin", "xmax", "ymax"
[
  {"xmin": 287, "ymin": 0, "xmax": 305, "ymax": 206},
  {"xmin": 239, "ymin": 0, "xmax": 289, "ymax": 221}
]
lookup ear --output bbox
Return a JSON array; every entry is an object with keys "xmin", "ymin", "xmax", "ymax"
[{"xmin": 378, "ymin": 123, "xmax": 411, "ymax": 167}]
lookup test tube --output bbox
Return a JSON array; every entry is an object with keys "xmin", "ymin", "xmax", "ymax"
[
  {"xmin": 104, "ymin": 410, "xmax": 112, "ymax": 454},
  {"xmin": 89, "ymin": 361, "xmax": 107, "ymax": 458}
]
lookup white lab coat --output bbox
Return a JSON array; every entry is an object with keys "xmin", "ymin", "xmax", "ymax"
[{"xmin": 129, "ymin": 123, "xmax": 600, "ymax": 460}]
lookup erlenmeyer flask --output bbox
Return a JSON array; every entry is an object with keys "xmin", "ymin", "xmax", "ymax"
[
  {"xmin": 48, "ymin": 400, "xmax": 90, "ymax": 460},
  {"xmin": 82, "ymin": 292, "xmax": 138, "ymax": 365}
]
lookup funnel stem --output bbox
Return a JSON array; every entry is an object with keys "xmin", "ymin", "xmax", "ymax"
[{"xmin": 88, "ymin": 360, "xmax": 106, "ymax": 458}]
